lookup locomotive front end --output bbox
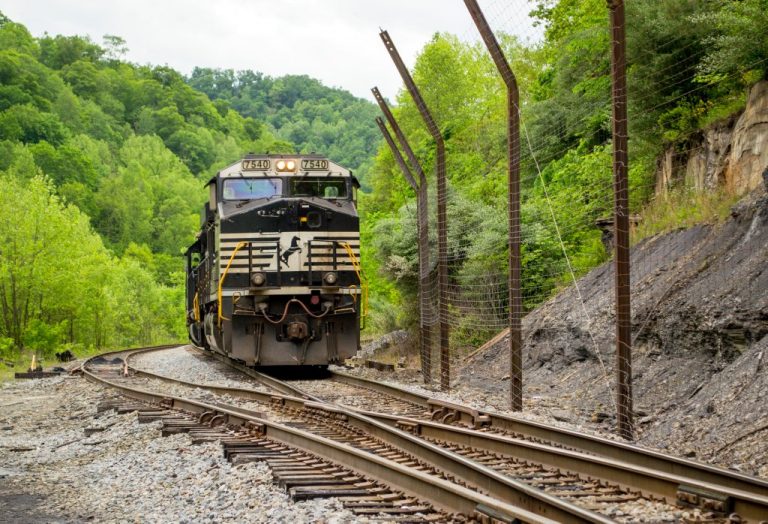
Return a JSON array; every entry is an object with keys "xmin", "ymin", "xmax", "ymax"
[{"xmin": 185, "ymin": 154, "xmax": 363, "ymax": 366}]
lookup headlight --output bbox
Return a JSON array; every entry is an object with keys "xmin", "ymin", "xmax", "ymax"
[
  {"xmin": 250, "ymin": 272, "xmax": 266, "ymax": 286},
  {"xmin": 323, "ymin": 272, "xmax": 338, "ymax": 285},
  {"xmin": 275, "ymin": 159, "xmax": 297, "ymax": 172}
]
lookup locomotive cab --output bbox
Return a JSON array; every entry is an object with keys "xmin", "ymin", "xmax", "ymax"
[{"xmin": 185, "ymin": 154, "xmax": 364, "ymax": 367}]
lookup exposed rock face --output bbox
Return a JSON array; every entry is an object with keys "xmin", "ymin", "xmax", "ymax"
[
  {"xmin": 683, "ymin": 115, "xmax": 735, "ymax": 192},
  {"xmin": 656, "ymin": 80, "xmax": 768, "ymax": 196},
  {"xmin": 359, "ymin": 330, "xmax": 410, "ymax": 358},
  {"xmin": 730, "ymin": 81, "xmax": 768, "ymax": 192}
]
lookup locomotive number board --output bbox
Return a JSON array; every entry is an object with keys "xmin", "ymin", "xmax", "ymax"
[
  {"xmin": 301, "ymin": 159, "xmax": 329, "ymax": 170},
  {"xmin": 242, "ymin": 159, "xmax": 271, "ymax": 171}
]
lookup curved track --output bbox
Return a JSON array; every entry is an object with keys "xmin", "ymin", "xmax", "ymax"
[
  {"xmin": 111, "ymin": 345, "xmax": 768, "ymax": 522},
  {"xmin": 84, "ymin": 345, "xmax": 614, "ymax": 523},
  {"xmin": 191, "ymin": 345, "xmax": 768, "ymax": 502},
  {"xmin": 325, "ymin": 370, "xmax": 768, "ymax": 500}
]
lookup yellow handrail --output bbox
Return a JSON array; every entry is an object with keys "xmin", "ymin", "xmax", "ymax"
[
  {"xmin": 192, "ymin": 291, "xmax": 200, "ymax": 322},
  {"xmin": 340, "ymin": 241, "xmax": 368, "ymax": 320},
  {"xmin": 217, "ymin": 241, "xmax": 247, "ymax": 327}
]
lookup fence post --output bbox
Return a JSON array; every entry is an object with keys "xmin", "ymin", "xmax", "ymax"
[
  {"xmin": 373, "ymin": 112, "xmax": 432, "ymax": 384},
  {"xmin": 608, "ymin": 0, "xmax": 633, "ymax": 440},
  {"xmin": 463, "ymin": 0, "xmax": 523, "ymax": 411},
  {"xmin": 380, "ymin": 30, "xmax": 450, "ymax": 390}
]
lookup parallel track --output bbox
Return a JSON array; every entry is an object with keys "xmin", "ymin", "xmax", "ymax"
[
  {"xmin": 326, "ymin": 370, "xmax": 768, "ymax": 500},
  {"xmin": 191, "ymin": 346, "xmax": 768, "ymax": 505},
  {"xmin": 84, "ymin": 345, "xmax": 612, "ymax": 523},
  {"xmin": 127, "ymin": 345, "xmax": 768, "ymax": 522}
]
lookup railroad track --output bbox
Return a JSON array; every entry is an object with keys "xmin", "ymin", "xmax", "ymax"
[
  {"xmin": 319, "ymin": 370, "xmax": 768, "ymax": 498},
  {"xmin": 192, "ymin": 347, "xmax": 768, "ymax": 511},
  {"xmin": 106, "ymin": 345, "xmax": 768, "ymax": 522},
  {"xmin": 85, "ymin": 346, "xmax": 607, "ymax": 523}
]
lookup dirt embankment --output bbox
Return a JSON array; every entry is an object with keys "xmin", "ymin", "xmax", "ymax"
[{"xmin": 459, "ymin": 187, "xmax": 768, "ymax": 475}]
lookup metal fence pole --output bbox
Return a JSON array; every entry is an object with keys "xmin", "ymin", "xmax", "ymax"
[
  {"xmin": 608, "ymin": 0, "xmax": 633, "ymax": 440},
  {"xmin": 463, "ymin": 0, "xmax": 523, "ymax": 411},
  {"xmin": 375, "ymin": 116, "xmax": 418, "ymax": 189},
  {"xmin": 380, "ymin": 30, "xmax": 450, "ymax": 390},
  {"xmin": 374, "ymin": 113, "xmax": 432, "ymax": 384},
  {"xmin": 372, "ymin": 89, "xmax": 433, "ymax": 384}
]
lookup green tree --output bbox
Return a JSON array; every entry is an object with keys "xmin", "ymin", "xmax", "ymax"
[
  {"xmin": 187, "ymin": 68, "xmax": 379, "ymax": 184},
  {"xmin": 0, "ymin": 104, "xmax": 69, "ymax": 144},
  {"xmin": 0, "ymin": 174, "xmax": 108, "ymax": 352},
  {"xmin": 38, "ymin": 34, "xmax": 103, "ymax": 69},
  {"xmin": 0, "ymin": 20, "xmax": 38, "ymax": 56},
  {"xmin": 102, "ymin": 34, "xmax": 128, "ymax": 61}
]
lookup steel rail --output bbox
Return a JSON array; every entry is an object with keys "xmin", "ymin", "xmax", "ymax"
[
  {"xmin": 362, "ymin": 411, "xmax": 768, "ymax": 521},
  {"xmin": 330, "ymin": 369, "xmax": 429, "ymax": 406},
  {"xmin": 80, "ymin": 344, "xmax": 183, "ymax": 361},
  {"xmin": 327, "ymin": 369, "xmax": 768, "ymax": 499},
  {"xmin": 121, "ymin": 350, "xmax": 768, "ymax": 520},
  {"xmin": 122, "ymin": 349, "xmax": 613, "ymax": 522},
  {"xmin": 80, "ymin": 350, "xmax": 597, "ymax": 523},
  {"xmin": 177, "ymin": 346, "xmax": 768, "ymax": 502}
]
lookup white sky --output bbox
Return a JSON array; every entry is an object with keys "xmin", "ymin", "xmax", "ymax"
[{"xmin": 2, "ymin": 0, "xmax": 540, "ymax": 101}]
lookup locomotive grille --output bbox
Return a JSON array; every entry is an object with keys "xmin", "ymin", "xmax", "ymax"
[{"xmin": 219, "ymin": 232, "xmax": 360, "ymax": 274}]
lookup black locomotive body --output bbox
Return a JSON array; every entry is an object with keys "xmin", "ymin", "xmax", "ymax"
[{"xmin": 185, "ymin": 154, "xmax": 363, "ymax": 366}]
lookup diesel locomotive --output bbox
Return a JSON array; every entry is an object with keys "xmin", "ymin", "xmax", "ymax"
[{"xmin": 185, "ymin": 154, "xmax": 364, "ymax": 366}]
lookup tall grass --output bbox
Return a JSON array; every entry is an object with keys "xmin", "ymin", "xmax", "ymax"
[{"xmin": 632, "ymin": 187, "xmax": 740, "ymax": 243}]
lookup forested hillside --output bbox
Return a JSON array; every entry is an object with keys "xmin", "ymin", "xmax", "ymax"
[
  {"xmin": 361, "ymin": 0, "xmax": 768, "ymax": 340},
  {"xmin": 2, "ymin": 0, "xmax": 765, "ymax": 366},
  {"xmin": 187, "ymin": 69, "xmax": 379, "ymax": 188},
  {"xmin": 0, "ymin": 13, "xmax": 295, "ymax": 363}
]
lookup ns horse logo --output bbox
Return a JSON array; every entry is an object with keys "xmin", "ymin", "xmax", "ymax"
[{"xmin": 279, "ymin": 236, "xmax": 302, "ymax": 268}]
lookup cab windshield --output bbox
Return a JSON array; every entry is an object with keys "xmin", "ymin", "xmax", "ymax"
[
  {"xmin": 290, "ymin": 177, "xmax": 348, "ymax": 199},
  {"xmin": 223, "ymin": 178, "xmax": 282, "ymax": 200}
]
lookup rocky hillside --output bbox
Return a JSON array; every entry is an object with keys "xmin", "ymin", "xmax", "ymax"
[
  {"xmin": 459, "ymin": 183, "xmax": 767, "ymax": 475},
  {"xmin": 456, "ymin": 79, "xmax": 768, "ymax": 475}
]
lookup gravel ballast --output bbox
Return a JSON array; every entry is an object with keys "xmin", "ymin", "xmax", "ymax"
[
  {"xmin": 0, "ymin": 373, "xmax": 361, "ymax": 523},
  {"xmin": 132, "ymin": 347, "xmax": 268, "ymax": 390}
]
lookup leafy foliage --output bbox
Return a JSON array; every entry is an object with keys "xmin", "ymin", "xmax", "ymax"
[
  {"xmin": 0, "ymin": 14, "xmax": 294, "ymax": 360},
  {"xmin": 188, "ymin": 69, "xmax": 379, "ymax": 188},
  {"xmin": 0, "ymin": 173, "xmax": 183, "ymax": 355},
  {"xmin": 362, "ymin": 1, "xmax": 767, "ymax": 340}
]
